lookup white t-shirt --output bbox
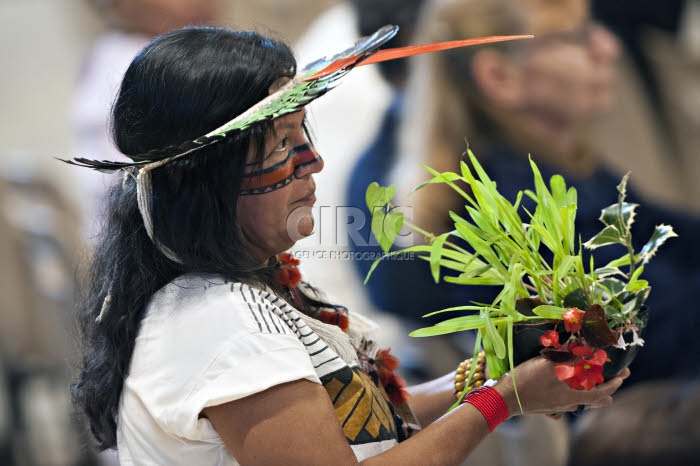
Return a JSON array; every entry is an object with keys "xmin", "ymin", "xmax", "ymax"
[{"xmin": 117, "ymin": 274, "xmax": 400, "ymax": 465}]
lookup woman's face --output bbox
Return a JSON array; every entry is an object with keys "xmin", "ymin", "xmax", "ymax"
[
  {"xmin": 516, "ymin": 0, "xmax": 621, "ymax": 124},
  {"xmin": 236, "ymin": 108, "xmax": 324, "ymax": 262}
]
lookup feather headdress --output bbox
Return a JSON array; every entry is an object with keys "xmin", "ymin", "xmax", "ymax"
[{"xmin": 59, "ymin": 25, "xmax": 531, "ymax": 260}]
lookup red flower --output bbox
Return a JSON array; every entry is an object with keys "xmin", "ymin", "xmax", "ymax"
[
  {"xmin": 569, "ymin": 342, "xmax": 593, "ymax": 358},
  {"xmin": 554, "ymin": 349, "xmax": 611, "ymax": 390},
  {"xmin": 539, "ymin": 330, "xmax": 560, "ymax": 348},
  {"xmin": 588, "ymin": 348, "xmax": 611, "ymax": 366},
  {"xmin": 563, "ymin": 307, "xmax": 585, "ymax": 333}
]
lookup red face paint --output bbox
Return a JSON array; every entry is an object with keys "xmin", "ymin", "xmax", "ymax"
[{"xmin": 240, "ymin": 143, "xmax": 322, "ymax": 195}]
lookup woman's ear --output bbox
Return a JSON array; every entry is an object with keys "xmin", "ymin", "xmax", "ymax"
[{"xmin": 471, "ymin": 49, "xmax": 522, "ymax": 107}]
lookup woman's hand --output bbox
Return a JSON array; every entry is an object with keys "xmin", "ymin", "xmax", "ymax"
[{"xmin": 493, "ymin": 356, "xmax": 630, "ymax": 416}]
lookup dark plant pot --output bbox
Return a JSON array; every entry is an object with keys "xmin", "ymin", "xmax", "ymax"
[
  {"xmin": 601, "ymin": 306, "xmax": 649, "ymax": 380},
  {"xmin": 510, "ymin": 306, "xmax": 649, "ymax": 381},
  {"xmin": 511, "ymin": 320, "xmax": 570, "ymax": 366}
]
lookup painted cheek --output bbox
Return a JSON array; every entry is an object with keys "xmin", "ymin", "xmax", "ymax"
[{"xmin": 240, "ymin": 144, "xmax": 321, "ymax": 194}]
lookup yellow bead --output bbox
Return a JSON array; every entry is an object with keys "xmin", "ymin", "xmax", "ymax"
[
  {"xmin": 455, "ymin": 373, "xmax": 466, "ymax": 383},
  {"xmin": 455, "ymin": 381, "xmax": 465, "ymax": 391},
  {"xmin": 474, "ymin": 380, "xmax": 484, "ymax": 388}
]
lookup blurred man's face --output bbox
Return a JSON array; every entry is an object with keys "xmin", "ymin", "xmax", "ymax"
[{"xmin": 516, "ymin": 0, "xmax": 621, "ymax": 125}]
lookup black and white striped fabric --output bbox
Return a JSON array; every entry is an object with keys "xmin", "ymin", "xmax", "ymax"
[{"xmin": 117, "ymin": 274, "xmax": 399, "ymax": 465}]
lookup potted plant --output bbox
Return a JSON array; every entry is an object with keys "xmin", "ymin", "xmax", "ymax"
[{"xmin": 365, "ymin": 150, "xmax": 676, "ymax": 400}]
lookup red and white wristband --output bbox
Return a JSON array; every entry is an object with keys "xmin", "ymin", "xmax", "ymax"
[{"xmin": 460, "ymin": 379, "xmax": 509, "ymax": 432}]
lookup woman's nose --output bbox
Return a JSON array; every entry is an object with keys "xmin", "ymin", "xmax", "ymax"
[{"xmin": 294, "ymin": 149, "xmax": 324, "ymax": 179}]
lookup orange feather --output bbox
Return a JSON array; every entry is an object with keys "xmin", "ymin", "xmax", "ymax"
[{"xmin": 359, "ymin": 34, "xmax": 533, "ymax": 66}]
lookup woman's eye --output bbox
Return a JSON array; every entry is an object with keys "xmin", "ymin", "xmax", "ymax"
[{"xmin": 273, "ymin": 137, "xmax": 289, "ymax": 152}]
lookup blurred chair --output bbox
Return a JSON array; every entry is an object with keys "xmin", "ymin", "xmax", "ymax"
[{"xmin": 0, "ymin": 154, "xmax": 97, "ymax": 465}]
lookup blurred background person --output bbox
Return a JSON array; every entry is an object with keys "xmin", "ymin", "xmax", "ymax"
[
  {"xmin": 1, "ymin": 0, "xmax": 699, "ymax": 462},
  {"xmin": 72, "ymin": 0, "xmax": 224, "ymax": 241},
  {"xmin": 292, "ymin": 0, "xmax": 430, "ymax": 371},
  {"xmin": 591, "ymin": 0, "xmax": 700, "ymax": 213},
  {"xmin": 350, "ymin": 0, "xmax": 700, "ymax": 389},
  {"xmin": 568, "ymin": 378, "xmax": 700, "ymax": 466}
]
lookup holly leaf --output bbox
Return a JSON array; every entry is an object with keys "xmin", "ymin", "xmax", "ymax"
[
  {"xmin": 639, "ymin": 224, "xmax": 678, "ymax": 264},
  {"xmin": 584, "ymin": 225, "xmax": 623, "ymax": 250},
  {"xmin": 599, "ymin": 202, "xmax": 638, "ymax": 235}
]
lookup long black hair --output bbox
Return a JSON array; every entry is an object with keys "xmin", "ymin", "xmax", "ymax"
[{"xmin": 72, "ymin": 26, "xmax": 300, "ymax": 450}]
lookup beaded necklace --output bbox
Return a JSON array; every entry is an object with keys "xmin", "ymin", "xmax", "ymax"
[{"xmin": 274, "ymin": 252, "xmax": 409, "ymax": 407}]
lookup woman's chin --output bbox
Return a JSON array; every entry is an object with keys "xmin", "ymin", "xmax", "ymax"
[
  {"xmin": 296, "ymin": 216, "xmax": 315, "ymax": 238},
  {"xmin": 286, "ymin": 206, "xmax": 315, "ymax": 241}
]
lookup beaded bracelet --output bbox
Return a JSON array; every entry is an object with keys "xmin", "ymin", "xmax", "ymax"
[
  {"xmin": 454, "ymin": 352, "xmax": 486, "ymax": 399},
  {"xmin": 462, "ymin": 385, "xmax": 510, "ymax": 432}
]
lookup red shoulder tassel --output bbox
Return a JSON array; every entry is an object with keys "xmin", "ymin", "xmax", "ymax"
[
  {"xmin": 318, "ymin": 308, "xmax": 349, "ymax": 332},
  {"xmin": 374, "ymin": 348, "xmax": 400, "ymax": 373}
]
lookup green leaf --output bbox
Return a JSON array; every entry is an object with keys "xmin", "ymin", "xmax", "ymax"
[
  {"xmin": 429, "ymin": 233, "xmax": 449, "ymax": 283},
  {"xmin": 532, "ymin": 305, "xmax": 568, "ymax": 319},
  {"xmin": 411, "ymin": 171, "xmax": 463, "ymax": 193},
  {"xmin": 364, "ymin": 182, "xmax": 395, "ymax": 211},
  {"xmin": 410, "ymin": 315, "xmax": 487, "ymax": 337},
  {"xmin": 596, "ymin": 278, "xmax": 625, "ymax": 296},
  {"xmin": 366, "ymin": 183, "xmax": 398, "ymax": 254},
  {"xmin": 617, "ymin": 172, "xmax": 630, "ymax": 199},
  {"xmin": 416, "ymin": 165, "xmax": 470, "ymax": 199},
  {"xmin": 370, "ymin": 207, "xmax": 386, "ymax": 252},
  {"xmin": 630, "ymin": 264, "xmax": 645, "ymax": 282},
  {"xmin": 482, "ymin": 328, "xmax": 507, "ymax": 378},
  {"xmin": 555, "ymin": 255, "xmax": 577, "ymax": 281},
  {"xmin": 484, "ymin": 313, "xmax": 506, "ymax": 359},
  {"xmin": 593, "ymin": 266, "xmax": 625, "ymax": 278},
  {"xmin": 563, "ymin": 288, "xmax": 589, "ymax": 309},
  {"xmin": 433, "ymin": 315, "xmax": 486, "ymax": 328},
  {"xmin": 625, "ymin": 280, "xmax": 648, "ymax": 292},
  {"xmin": 379, "ymin": 209, "xmax": 404, "ymax": 253},
  {"xmin": 584, "ymin": 225, "xmax": 623, "ymax": 249},
  {"xmin": 621, "ymin": 299, "xmax": 638, "ymax": 316},
  {"xmin": 443, "ymin": 274, "xmax": 504, "ymax": 285},
  {"xmin": 423, "ymin": 305, "xmax": 493, "ymax": 318},
  {"xmin": 550, "ymin": 174, "xmax": 567, "ymax": 205},
  {"xmin": 454, "ymin": 224, "xmax": 505, "ymax": 274},
  {"xmin": 599, "ymin": 202, "xmax": 638, "ymax": 233},
  {"xmin": 603, "ymin": 255, "xmax": 633, "ymax": 269}
]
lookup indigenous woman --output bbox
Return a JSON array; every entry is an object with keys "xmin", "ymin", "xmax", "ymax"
[{"xmin": 69, "ymin": 25, "xmax": 628, "ymax": 465}]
